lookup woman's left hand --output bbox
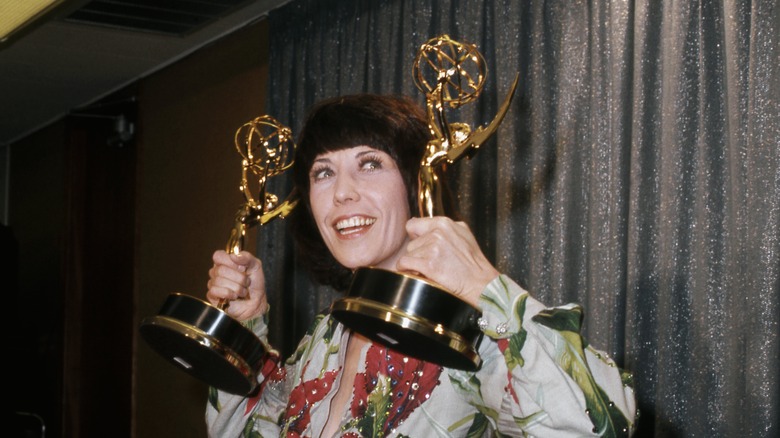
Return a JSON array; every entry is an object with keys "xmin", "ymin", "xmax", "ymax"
[{"xmin": 398, "ymin": 216, "xmax": 499, "ymax": 307}]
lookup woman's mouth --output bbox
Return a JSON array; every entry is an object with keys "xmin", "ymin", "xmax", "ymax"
[{"xmin": 335, "ymin": 216, "xmax": 376, "ymax": 235}]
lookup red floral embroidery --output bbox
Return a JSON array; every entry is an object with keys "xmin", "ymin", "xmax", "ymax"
[
  {"xmin": 283, "ymin": 362, "xmax": 339, "ymax": 436},
  {"xmin": 497, "ymin": 339, "xmax": 520, "ymax": 404},
  {"xmin": 245, "ymin": 351, "xmax": 286, "ymax": 416},
  {"xmin": 351, "ymin": 345, "xmax": 442, "ymax": 434},
  {"xmin": 497, "ymin": 338, "xmax": 509, "ymax": 353}
]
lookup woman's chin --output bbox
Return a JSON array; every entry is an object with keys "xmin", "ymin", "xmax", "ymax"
[
  {"xmin": 341, "ymin": 258, "xmax": 392, "ymax": 271},
  {"xmin": 335, "ymin": 248, "xmax": 401, "ymax": 272}
]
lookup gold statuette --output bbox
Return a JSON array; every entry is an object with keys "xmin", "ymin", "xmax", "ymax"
[
  {"xmin": 331, "ymin": 35, "xmax": 518, "ymax": 370},
  {"xmin": 140, "ymin": 116, "xmax": 298, "ymax": 395},
  {"xmin": 414, "ymin": 34, "xmax": 519, "ymax": 217}
]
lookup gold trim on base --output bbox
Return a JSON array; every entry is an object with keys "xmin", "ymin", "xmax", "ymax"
[{"xmin": 331, "ymin": 297, "xmax": 479, "ymax": 363}]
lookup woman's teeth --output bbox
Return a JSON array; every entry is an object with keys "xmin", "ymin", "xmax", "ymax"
[{"xmin": 336, "ymin": 217, "xmax": 376, "ymax": 234}]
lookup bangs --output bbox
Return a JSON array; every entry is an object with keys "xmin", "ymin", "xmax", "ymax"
[
  {"xmin": 298, "ymin": 102, "xmax": 397, "ymax": 161},
  {"xmin": 293, "ymin": 96, "xmax": 415, "ymax": 195}
]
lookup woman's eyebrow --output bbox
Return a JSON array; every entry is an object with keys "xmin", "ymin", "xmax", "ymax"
[
  {"xmin": 354, "ymin": 148, "xmax": 379, "ymax": 158},
  {"xmin": 312, "ymin": 156, "xmax": 332, "ymax": 165}
]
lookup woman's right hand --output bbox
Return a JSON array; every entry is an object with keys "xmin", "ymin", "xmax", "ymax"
[{"xmin": 206, "ymin": 250, "xmax": 268, "ymax": 322}]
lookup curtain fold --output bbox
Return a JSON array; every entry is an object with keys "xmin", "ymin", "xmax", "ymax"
[{"xmin": 261, "ymin": 0, "xmax": 779, "ymax": 435}]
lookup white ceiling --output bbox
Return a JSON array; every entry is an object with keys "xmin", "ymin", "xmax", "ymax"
[{"xmin": 0, "ymin": 0, "xmax": 289, "ymax": 146}]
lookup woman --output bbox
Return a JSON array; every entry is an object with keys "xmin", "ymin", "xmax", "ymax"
[{"xmin": 205, "ymin": 94, "xmax": 637, "ymax": 437}]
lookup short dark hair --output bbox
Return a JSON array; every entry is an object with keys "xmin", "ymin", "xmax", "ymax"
[{"xmin": 288, "ymin": 93, "xmax": 455, "ymax": 290}]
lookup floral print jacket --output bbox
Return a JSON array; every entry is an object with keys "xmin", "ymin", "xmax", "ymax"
[{"xmin": 206, "ymin": 275, "xmax": 637, "ymax": 437}]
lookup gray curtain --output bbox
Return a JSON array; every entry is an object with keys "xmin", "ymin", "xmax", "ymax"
[{"xmin": 260, "ymin": 0, "xmax": 779, "ymax": 436}]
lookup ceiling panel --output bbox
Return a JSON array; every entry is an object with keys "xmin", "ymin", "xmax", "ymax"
[
  {"xmin": 0, "ymin": 0, "xmax": 288, "ymax": 145},
  {"xmin": 65, "ymin": 0, "xmax": 256, "ymax": 35}
]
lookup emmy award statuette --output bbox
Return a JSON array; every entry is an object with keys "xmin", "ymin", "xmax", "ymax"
[
  {"xmin": 330, "ymin": 35, "xmax": 520, "ymax": 371},
  {"xmin": 139, "ymin": 116, "xmax": 298, "ymax": 395}
]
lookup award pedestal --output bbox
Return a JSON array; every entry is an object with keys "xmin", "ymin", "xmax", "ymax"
[
  {"xmin": 331, "ymin": 267, "xmax": 483, "ymax": 370},
  {"xmin": 140, "ymin": 294, "xmax": 266, "ymax": 395},
  {"xmin": 139, "ymin": 116, "xmax": 297, "ymax": 395}
]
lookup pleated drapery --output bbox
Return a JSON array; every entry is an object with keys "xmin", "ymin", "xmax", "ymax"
[{"xmin": 260, "ymin": 1, "xmax": 779, "ymax": 436}]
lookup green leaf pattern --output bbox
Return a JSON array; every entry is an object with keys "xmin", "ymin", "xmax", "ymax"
[
  {"xmin": 533, "ymin": 307, "xmax": 632, "ymax": 436},
  {"xmin": 344, "ymin": 373, "xmax": 392, "ymax": 437}
]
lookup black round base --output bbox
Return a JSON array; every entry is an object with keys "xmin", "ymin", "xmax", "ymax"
[
  {"xmin": 139, "ymin": 293, "xmax": 265, "ymax": 395},
  {"xmin": 331, "ymin": 267, "xmax": 483, "ymax": 371}
]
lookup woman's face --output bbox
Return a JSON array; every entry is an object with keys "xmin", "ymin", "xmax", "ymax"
[{"xmin": 308, "ymin": 145, "xmax": 411, "ymax": 271}]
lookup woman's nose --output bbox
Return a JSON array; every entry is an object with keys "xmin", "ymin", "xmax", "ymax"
[{"xmin": 333, "ymin": 173, "xmax": 360, "ymax": 204}]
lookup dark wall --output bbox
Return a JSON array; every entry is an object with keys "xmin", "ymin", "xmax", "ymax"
[
  {"xmin": 7, "ymin": 18, "xmax": 269, "ymax": 438},
  {"xmin": 9, "ymin": 121, "xmax": 68, "ymax": 437},
  {"xmin": 135, "ymin": 18, "xmax": 269, "ymax": 438}
]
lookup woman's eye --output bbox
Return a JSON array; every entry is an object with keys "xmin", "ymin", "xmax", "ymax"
[
  {"xmin": 360, "ymin": 156, "xmax": 383, "ymax": 171},
  {"xmin": 311, "ymin": 167, "xmax": 333, "ymax": 181}
]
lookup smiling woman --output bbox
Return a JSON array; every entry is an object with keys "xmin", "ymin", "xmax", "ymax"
[
  {"xmin": 202, "ymin": 94, "xmax": 637, "ymax": 437},
  {"xmin": 308, "ymin": 146, "xmax": 410, "ymax": 271},
  {"xmin": 289, "ymin": 95, "xmax": 437, "ymax": 291}
]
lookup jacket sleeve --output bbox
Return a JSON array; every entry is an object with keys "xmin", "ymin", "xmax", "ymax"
[
  {"xmin": 205, "ymin": 311, "xmax": 290, "ymax": 438},
  {"xmin": 447, "ymin": 274, "xmax": 638, "ymax": 437}
]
